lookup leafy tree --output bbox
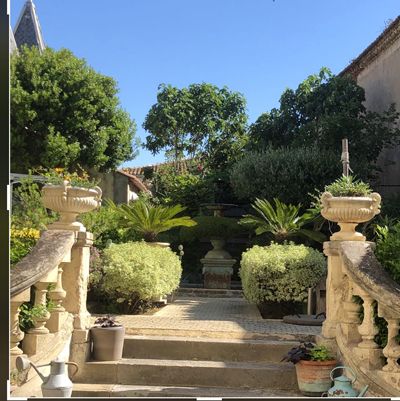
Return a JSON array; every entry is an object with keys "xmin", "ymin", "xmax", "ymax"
[
  {"xmin": 11, "ymin": 46, "xmax": 138, "ymax": 173},
  {"xmin": 248, "ymin": 67, "xmax": 400, "ymax": 174},
  {"xmin": 143, "ymin": 83, "xmax": 248, "ymax": 170}
]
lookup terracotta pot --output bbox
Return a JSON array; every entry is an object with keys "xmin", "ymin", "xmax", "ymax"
[
  {"xmin": 320, "ymin": 192, "xmax": 381, "ymax": 240},
  {"xmin": 295, "ymin": 359, "xmax": 337, "ymax": 396},
  {"xmin": 42, "ymin": 181, "xmax": 102, "ymax": 231},
  {"xmin": 90, "ymin": 326, "xmax": 125, "ymax": 361}
]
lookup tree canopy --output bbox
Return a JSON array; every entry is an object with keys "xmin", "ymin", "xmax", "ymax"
[
  {"xmin": 248, "ymin": 67, "xmax": 400, "ymax": 172},
  {"xmin": 11, "ymin": 46, "xmax": 138, "ymax": 173},
  {"xmin": 143, "ymin": 83, "xmax": 248, "ymax": 169}
]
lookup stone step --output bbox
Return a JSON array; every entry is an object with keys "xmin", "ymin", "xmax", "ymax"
[
  {"xmin": 176, "ymin": 287, "xmax": 243, "ymax": 298},
  {"xmin": 122, "ymin": 334, "xmax": 298, "ymax": 362},
  {"xmin": 79, "ymin": 358, "xmax": 297, "ymax": 390},
  {"xmin": 72, "ymin": 383, "xmax": 301, "ymax": 398}
]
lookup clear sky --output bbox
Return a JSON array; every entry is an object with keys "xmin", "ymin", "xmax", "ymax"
[{"xmin": 10, "ymin": 0, "xmax": 400, "ymax": 168}]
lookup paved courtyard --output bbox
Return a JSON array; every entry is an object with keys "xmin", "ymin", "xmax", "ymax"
[{"xmin": 102, "ymin": 296, "xmax": 321, "ymax": 340}]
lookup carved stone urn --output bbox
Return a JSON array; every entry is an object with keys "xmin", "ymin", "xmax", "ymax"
[
  {"xmin": 42, "ymin": 180, "xmax": 102, "ymax": 232},
  {"xmin": 320, "ymin": 192, "xmax": 381, "ymax": 241}
]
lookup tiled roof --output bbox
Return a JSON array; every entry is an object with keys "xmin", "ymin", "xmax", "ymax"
[
  {"xmin": 14, "ymin": 0, "xmax": 45, "ymax": 52},
  {"xmin": 116, "ymin": 170, "xmax": 151, "ymax": 193},
  {"xmin": 122, "ymin": 159, "xmax": 194, "ymax": 176},
  {"xmin": 340, "ymin": 16, "xmax": 400, "ymax": 78}
]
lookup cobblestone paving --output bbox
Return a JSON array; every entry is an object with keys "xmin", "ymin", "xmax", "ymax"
[{"xmin": 111, "ymin": 296, "xmax": 321, "ymax": 338}]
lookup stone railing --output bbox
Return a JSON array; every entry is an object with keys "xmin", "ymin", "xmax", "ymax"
[
  {"xmin": 10, "ymin": 182, "xmax": 100, "ymax": 396},
  {"xmin": 319, "ymin": 191, "xmax": 400, "ymax": 397}
]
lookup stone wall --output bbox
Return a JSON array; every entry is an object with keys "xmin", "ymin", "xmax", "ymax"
[{"xmin": 355, "ymin": 32, "xmax": 400, "ymax": 196}]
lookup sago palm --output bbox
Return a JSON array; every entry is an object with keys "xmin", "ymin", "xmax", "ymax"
[
  {"xmin": 107, "ymin": 199, "xmax": 196, "ymax": 242},
  {"xmin": 239, "ymin": 198, "xmax": 325, "ymax": 243}
]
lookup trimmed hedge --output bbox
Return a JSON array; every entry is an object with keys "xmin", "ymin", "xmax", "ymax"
[
  {"xmin": 102, "ymin": 242, "xmax": 182, "ymax": 303},
  {"xmin": 230, "ymin": 146, "xmax": 342, "ymax": 205},
  {"xmin": 240, "ymin": 242, "xmax": 326, "ymax": 303}
]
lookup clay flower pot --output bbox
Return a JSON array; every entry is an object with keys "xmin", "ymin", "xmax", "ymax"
[
  {"xmin": 295, "ymin": 359, "xmax": 337, "ymax": 396},
  {"xmin": 320, "ymin": 192, "xmax": 381, "ymax": 241},
  {"xmin": 42, "ymin": 180, "xmax": 102, "ymax": 231},
  {"xmin": 90, "ymin": 326, "xmax": 125, "ymax": 361}
]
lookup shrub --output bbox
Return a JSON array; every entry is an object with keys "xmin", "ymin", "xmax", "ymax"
[
  {"xmin": 10, "ymin": 227, "xmax": 41, "ymax": 265},
  {"xmin": 230, "ymin": 146, "xmax": 344, "ymax": 205},
  {"xmin": 179, "ymin": 216, "xmax": 247, "ymax": 242},
  {"xmin": 101, "ymin": 242, "xmax": 182, "ymax": 310},
  {"xmin": 79, "ymin": 203, "xmax": 142, "ymax": 249},
  {"xmin": 375, "ymin": 221, "xmax": 400, "ymax": 283},
  {"xmin": 240, "ymin": 242, "xmax": 326, "ymax": 303}
]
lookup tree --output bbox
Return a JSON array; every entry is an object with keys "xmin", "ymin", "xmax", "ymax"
[
  {"xmin": 248, "ymin": 67, "xmax": 400, "ymax": 174},
  {"xmin": 11, "ymin": 46, "xmax": 138, "ymax": 173},
  {"xmin": 143, "ymin": 83, "xmax": 248, "ymax": 170}
]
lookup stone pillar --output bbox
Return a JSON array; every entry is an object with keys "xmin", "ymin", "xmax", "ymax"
[
  {"xmin": 321, "ymin": 241, "xmax": 344, "ymax": 341},
  {"xmin": 62, "ymin": 231, "xmax": 93, "ymax": 330}
]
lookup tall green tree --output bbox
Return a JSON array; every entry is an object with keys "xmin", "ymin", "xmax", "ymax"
[
  {"xmin": 143, "ymin": 83, "xmax": 248, "ymax": 170},
  {"xmin": 11, "ymin": 46, "xmax": 138, "ymax": 173},
  {"xmin": 248, "ymin": 67, "xmax": 400, "ymax": 173}
]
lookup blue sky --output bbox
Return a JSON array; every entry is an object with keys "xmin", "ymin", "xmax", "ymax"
[{"xmin": 11, "ymin": 0, "xmax": 400, "ymax": 168}]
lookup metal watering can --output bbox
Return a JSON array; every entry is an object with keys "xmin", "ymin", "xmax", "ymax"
[
  {"xmin": 16, "ymin": 356, "xmax": 78, "ymax": 397},
  {"xmin": 327, "ymin": 366, "xmax": 369, "ymax": 397}
]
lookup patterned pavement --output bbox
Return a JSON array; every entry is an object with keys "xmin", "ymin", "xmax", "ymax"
[{"xmin": 102, "ymin": 296, "xmax": 321, "ymax": 339}]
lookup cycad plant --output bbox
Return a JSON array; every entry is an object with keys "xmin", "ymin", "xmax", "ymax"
[
  {"xmin": 239, "ymin": 198, "xmax": 325, "ymax": 243},
  {"xmin": 107, "ymin": 199, "xmax": 196, "ymax": 242}
]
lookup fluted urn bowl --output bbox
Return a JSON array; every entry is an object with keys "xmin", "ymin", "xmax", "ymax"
[
  {"xmin": 320, "ymin": 191, "xmax": 381, "ymax": 241},
  {"xmin": 42, "ymin": 180, "xmax": 102, "ymax": 232}
]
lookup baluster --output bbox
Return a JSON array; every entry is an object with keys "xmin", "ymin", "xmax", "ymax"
[
  {"xmin": 27, "ymin": 282, "xmax": 50, "ymax": 334},
  {"xmin": 354, "ymin": 290, "xmax": 383, "ymax": 369},
  {"xmin": 48, "ymin": 265, "xmax": 66, "ymax": 312},
  {"xmin": 10, "ymin": 289, "xmax": 31, "ymax": 356},
  {"xmin": 340, "ymin": 277, "xmax": 362, "ymax": 344},
  {"xmin": 382, "ymin": 318, "xmax": 400, "ymax": 372}
]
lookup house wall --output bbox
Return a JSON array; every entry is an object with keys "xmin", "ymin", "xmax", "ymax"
[{"xmin": 356, "ymin": 37, "xmax": 400, "ymax": 196}]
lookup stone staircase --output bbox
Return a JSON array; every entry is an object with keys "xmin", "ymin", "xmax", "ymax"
[{"xmin": 72, "ymin": 333, "xmax": 302, "ymax": 397}]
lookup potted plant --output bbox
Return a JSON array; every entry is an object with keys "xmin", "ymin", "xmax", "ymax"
[
  {"xmin": 281, "ymin": 342, "xmax": 337, "ymax": 396},
  {"xmin": 321, "ymin": 175, "xmax": 381, "ymax": 241},
  {"xmin": 108, "ymin": 198, "xmax": 196, "ymax": 247},
  {"xmin": 90, "ymin": 315, "xmax": 125, "ymax": 361},
  {"xmin": 40, "ymin": 167, "xmax": 102, "ymax": 232}
]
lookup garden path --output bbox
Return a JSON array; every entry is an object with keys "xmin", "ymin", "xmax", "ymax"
[{"xmin": 103, "ymin": 296, "xmax": 321, "ymax": 340}]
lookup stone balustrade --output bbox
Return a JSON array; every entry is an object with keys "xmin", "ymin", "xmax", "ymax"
[
  {"xmin": 10, "ymin": 182, "xmax": 100, "ymax": 395},
  {"xmin": 319, "ymin": 192, "xmax": 400, "ymax": 396}
]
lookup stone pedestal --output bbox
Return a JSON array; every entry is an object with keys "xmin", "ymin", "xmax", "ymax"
[{"xmin": 201, "ymin": 259, "xmax": 235, "ymax": 289}]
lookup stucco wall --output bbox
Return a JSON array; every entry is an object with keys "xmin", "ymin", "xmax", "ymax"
[{"xmin": 356, "ymin": 37, "xmax": 400, "ymax": 195}]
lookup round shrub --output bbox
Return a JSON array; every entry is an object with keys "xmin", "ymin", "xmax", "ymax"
[
  {"xmin": 240, "ymin": 242, "xmax": 326, "ymax": 303},
  {"xmin": 230, "ymin": 146, "xmax": 343, "ymax": 205},
  {"xmin": 102, "ymin": 242, "xmax": 182, "ymax": 303}
]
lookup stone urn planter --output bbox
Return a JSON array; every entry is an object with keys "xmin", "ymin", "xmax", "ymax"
[
  {"xmin": 90, "ymin": 316, "xmax": 125, "ymax": 361},
  {"xmin": 42, "ymin": 180, "xmax": 102, "ymax": 232},
  {"xmin": 201, "ymin": 238, "xmax": 236, "ymax": 289},
  {"xmin": 320, "ymin": 192, "xmax": 381, "ymax": 241}
]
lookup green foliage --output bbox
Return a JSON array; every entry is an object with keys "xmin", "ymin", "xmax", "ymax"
[
  {"xmin": 375, "ymin": 221, "xmax": 400, "ymax": 283},
  {"xmin": 324, "ymin": 175, "xmax": 373, "ymax": 197},
  {"xmin": 309, "ymin": 345, "xmax": 335, "ymax": 361},
  {"xmin": 248, "ymin": 67, "xmax": 400, "ymax": 174},
  {"xmin": 108, "ymin": 198, "xmax": 197, "ymax": 242},
  {"xmin": 12, "ymin": 176, "xmax": 58, "ymax": 230},
  {"xmin": 240, "ymin": 242, "xmax": 326, "ymax": 303},
  {"xmin": 153, "ymin": 164, "xmax": 213, "ymax": 213},
  {"xmin": 380, "ymin": 193, "xmax": 400, "ymax": 220},
  {"xmin": 11, "ymin": 46, "xmax": 138, "ymax": 173},
  {"xmin": 239, "ymin": 198, "xmax": 325, "ymax": 243},
  {"xmin": 180, "ymin": 216, "xmax": 246, "ymax": 242},
  {"xmin": 10, "ymin": 227, "xmax": 40, "ymax": 265},
  {"xmin": 101, "ymin": 242, "xmax": 182, "ymax": 308},
  {"xmin": 230, "ymin": 146, "xmax": 342, "ymax": 205},
  {"xmin": 38, "ymin": 166, "xmax": 99, "ymax": 188},
  {"xmin": 79, "ymin": 203, "xmax": 142, "ymax": 249},
  {"xmin": 143, "ymin": 83, "xmax": 248, "ymax": 170}
]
